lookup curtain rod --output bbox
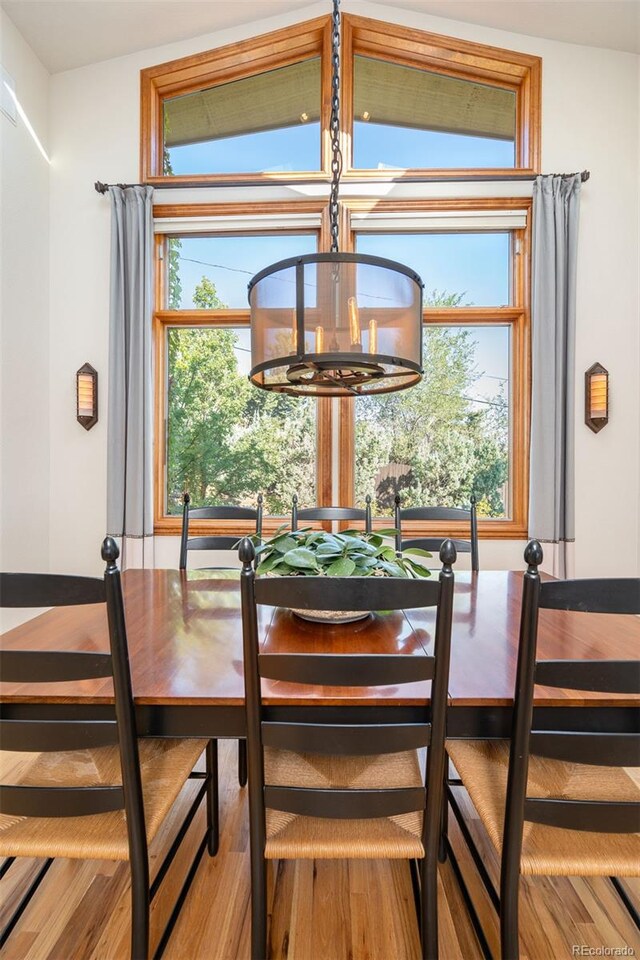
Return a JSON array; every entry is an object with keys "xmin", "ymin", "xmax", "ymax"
[{"xmin": 94, "ymin": 171, "xmax": 590, "ymax": 194}]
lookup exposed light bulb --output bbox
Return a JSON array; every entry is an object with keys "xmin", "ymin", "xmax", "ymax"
[
  {"xmin": 361, "ymin": 110, "xmax": 371, "ymax": 121},
  {"xmin": 299, "ymin": 112, "xmax": 309, "ymax": 123}
]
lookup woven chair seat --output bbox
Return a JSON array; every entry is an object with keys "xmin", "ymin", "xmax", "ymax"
[
  {"xmin": 447, "ymin": 739, "xmax": 640, "ymax": 877},
  {"xmin": 0, "ymin": 738, "xmax": 207, "ymax": 861},
  {"xmin": 264, "ymin": 746, "xmax": 424, "ymax": 859}
]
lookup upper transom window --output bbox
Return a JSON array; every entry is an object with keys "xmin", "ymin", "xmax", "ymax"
[{"xmin": 141, "ymin": 14, "xmax": 540, "ymax": 184}]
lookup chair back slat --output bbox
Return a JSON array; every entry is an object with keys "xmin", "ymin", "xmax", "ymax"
[
  {"xmin": 258, "ymin": 652, "xmax": 434, "ymax": 687},
  {"xmin": 264, "ymin": 785, "xmax": 426, "ymax": 819},
  {"xmin": 291, "ymin": 496, "xmax": 373, "ymax": 532},
  {"xmin": 188, "ymin": 505, "xmax": 259, "ymax": 521},
  {"xmin": 180, "ymin": 493, "xmax": 262, "ymax": 570},
  {"xmin": 399, "ymin": 506, "xmax": 472, "ymax": 522},
  {"xmin": 539, "ymin": 578, "xmax": 640, "ymax": 614},
  {"xmin": 261, "ymin": 722, "xmax": 431, "ymax": 755},
  {"xmin": 0, "ymin": 650, "xmax": 113, "ymax": 683},
  {"xmin": 296, "ymin": 507, "xmax": 366, "ymax": 522},
  {"xmin": 535, "ymin": 659, "xmax": 639, "ymax": 694},
  {"xmin": 523, "ymin": 798, "xmax": 640, "ymax": 834},
  {"xmin": 0, "ymin": 719, "xmax": 119, "ymax": 753},
  {"xmin": 254, "ymin": 574, "xmax": 440, "ymax": 611},
  {"xmin": 186, "ymin": 536, "xmax": 240, "ymax": 552},
  {"xmin": 0, "ymin": 784, "xmax": 125, "ymax": 818},
  {"xmin": 402, "ymin": 537, "xmax": 472, "ymax": 554},
  {"xmin": 529, "ymin": 731, "xmax": 639, "ymax": 767},
  {"xmin": 394, "ymin": 496, "xmax": 479, "ymax": 572},
  {"xmin": 0, "ymin": 573, "xmax": 105, "ymax": 608}
]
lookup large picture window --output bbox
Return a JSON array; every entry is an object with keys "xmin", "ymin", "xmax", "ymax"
[
  {"xmin": 338, "ymin": 201, "xmax": 530, "ymax": 538},
  {"xmin": 153, "ymin": 219, "xmax": 331, "ymax": 532},
  {"xmin": 147, "ymin": 17, "xmax": 537, "ymax": 539}
]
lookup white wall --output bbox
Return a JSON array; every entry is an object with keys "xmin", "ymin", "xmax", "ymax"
[
  {"xmin": 0, "ymin": 11, "xmax": 51, "ymax": 628},
  {"xmin": 7, "ymin": 0, "xmax": 638, "ymax": 578}
]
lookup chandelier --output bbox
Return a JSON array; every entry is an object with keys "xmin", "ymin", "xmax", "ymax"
[{"xmin": 248, "ymin": 0, "xmax": 424, "ymax": 397}]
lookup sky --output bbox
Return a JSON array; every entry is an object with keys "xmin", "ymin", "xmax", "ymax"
[
  {"xmin": 168, "ymin": 107, "xmax": 513, "ymax": 405},
  {"xmin": 167, "ymin": 123, "xmax": 514, "ymax": 176},
  {"xmin": 173, "ymin": 231, "xmax": 511, "ymax": 400}
]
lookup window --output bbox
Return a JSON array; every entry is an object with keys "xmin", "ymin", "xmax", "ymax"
[
  {"xmin": 141, "ymin": 18, "xmax": 331, "ymax": 184},
  {"xmin": 163, "ymin": 59, "xmax": 322, "ymax": 176},
  {"xmin": 352, "ymin": 56, "xmax": 516, "ymax": 170},
  {"xmin": 154, "ymin": 221, "xmax": 332, "ymax": 531},
  {"xmin": 146, "ymin": 18, "xmax": 537, "ymax": 538},
  {"xmin": 141, "ymin": 14, "xmax": 540, "ymax": 184},
  {"xmin": 338, "ymin": 201, "xmax": 531, "ymax": 537},
  {"xmin": 342, "ymin": 16, "xmax": 540, "ymax": 176}
]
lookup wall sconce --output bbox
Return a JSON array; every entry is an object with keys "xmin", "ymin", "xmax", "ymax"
[
  {"xmin": 76, "ymin": 363, "xmax": 98, "ymax": 430},
  {"xmin": 585, "ymin": 362, "xmax": 608, "ymax": 433}
]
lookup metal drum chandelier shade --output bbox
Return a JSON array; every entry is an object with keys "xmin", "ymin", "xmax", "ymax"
[{"xmin": 247, "ymin": 0, "xmax": 424, "ymax": 398}]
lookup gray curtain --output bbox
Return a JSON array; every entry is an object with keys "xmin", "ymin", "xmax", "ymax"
[
  {"xmin": 528, "ymin": 174, "xmax": 581, "ymax": 577},
  {"xmin": 106, "ymin": 185, "xmax": 155, "ymax": 568}
]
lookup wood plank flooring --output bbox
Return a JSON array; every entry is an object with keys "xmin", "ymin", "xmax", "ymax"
[{"xmin": 1, "ymin": 741, "xmax": 638, "ymax": 959}]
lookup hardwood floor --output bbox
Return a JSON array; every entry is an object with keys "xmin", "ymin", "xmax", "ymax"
[{"xmin": 1, "ymin": 742, "xmax": 638, "ymax": 959}]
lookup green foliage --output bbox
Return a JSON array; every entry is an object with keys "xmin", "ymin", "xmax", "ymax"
[
  {"xmin": 165, "ymin": 254, "xmax": 509, "ymax": 520},
  {"xmin": 355, "ymin": 291, "xmax": 509, "ymax": 517},
  {"xmin": 192, "ymin": 275, "xmax": 227, "ymax": 309},
  {"xmin": 167, "ymin": 238, "xmax": 183, "ymax": 310},
  {"xmin": 251, "ymin": 527, "xmax": 431, "ymax": 579},
  {"xmin": 166, "ymin": 276, "xmax": 315, "ymax": 514}
]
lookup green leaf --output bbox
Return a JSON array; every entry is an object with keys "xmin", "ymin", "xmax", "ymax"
[
  {"xmin": 376, "ymin": 528, "xmax": 400, "ymax": 537},
  {"xmin": 282, "ymin": 547, "xmax": 319, "ymax": 570},
  {"xmin": 315, "ymin": 541, "xmax": 343, "ymax": 557},
  {"xmin": 379, "ymin": 560, "xmax": 408, "ymax": 578},
  {"xmin": 407, "ymin": 562, "xmax": 431, "ymax": 579},
  {"xmin": 271, "ymin": 535, "xmax": 298, "ymax": 554},
  {"xmin": 326, "ymin": 556, "xmax": 356, "ymax": 577},
  {"xmin": 256, "ymin": 553, "xmax": 282, "ymax": 574},
  {"xmin": 343, "ymin": 538, "xmax": 370, "ymax": 553},
  {"xmin": 402, "ymin": 547, "xmax": 433, "ymax": 558},
  {"xmin": 376, "ymin": 546, "xmax": 398, "ymax": 560}
]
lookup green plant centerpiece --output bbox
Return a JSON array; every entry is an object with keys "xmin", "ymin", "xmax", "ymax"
[{"xmin": 252, "ymin": 526, "xmax": 431, "ymax": 623}]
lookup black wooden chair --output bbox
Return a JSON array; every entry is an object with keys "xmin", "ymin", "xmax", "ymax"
[
  {"xmin": 180, "ymin": 491, "xmax": 263, "ymax": 788},
  {"xmin": 394, "ymin": 494, "xmax": 479, "ymax": 572},
  {"xmin": 0, "ymin": 538, "xmax": 217, "ymax": 959},
  {"xmin": 445, "ymin": 540, "xmax": 640, "ymax": 959},
  {"xmin": 291, "ymin": 493, "xmax": 372, "ymax": 532},
  {"xmin": 179, "ymin": 491, "xmax": 263, "ymax": 570},
  {"xmin": 239, "ymin": 536, "xmax": 457, "ymax": 960}
]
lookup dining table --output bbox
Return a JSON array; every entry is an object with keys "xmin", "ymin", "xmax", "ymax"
[{"xmin": 0, "ymin": 568, "xmax": 638, "ymax": 739}]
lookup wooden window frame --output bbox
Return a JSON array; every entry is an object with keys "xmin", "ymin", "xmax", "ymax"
[
  {"xmin": 140, "ymin": 17, "xmax": 332, "ymax": 187},
  {"xmin": 338, "ymin": 198, "xmax": 532, "ymax": 540},
  {"xmin": 141, "ymin": 14, "xmax": 540, "ymax": 187},
  {"xmin": 152, "ymin": 202, "xmax": 332, "ymax": 536},
  {"xmin": 341, "ymin": 15, "xmax": 541, "ymax": 180}
]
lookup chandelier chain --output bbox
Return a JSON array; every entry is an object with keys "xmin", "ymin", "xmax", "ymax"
[{"xmin": 329, "ymin": 0, "xmax": 342, "ymax": 253}]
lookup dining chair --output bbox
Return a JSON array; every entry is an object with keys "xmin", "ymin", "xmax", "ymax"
[
  {"xmin": 180, "ymin": 490, "xmax": 263, "ymax": 789},
  {"xmin": 444, "ymin": 540, "xmax": 640, "ymax": 959},
  {"xmin": 239, "ymin": 536, "xmax": 457, "ymax": 960},
  {"xmin": 179, "ymin": 491, "xmax": 263, "ymax": 570},
  {"xmin": 0, "ymin": 538, "xmax": 216, "ymax": 960},
  {"xmin": 291, "ymin": 493, "xmax": 372, "ymax": 532},
  {"xmin": 394, "ymin": 494, "xmax": 479, "ymax": 572}
]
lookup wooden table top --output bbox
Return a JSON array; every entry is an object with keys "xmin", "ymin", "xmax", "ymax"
[{"xmin": 1, "ymin": 569, "xmax": 638, "ymax": 708}]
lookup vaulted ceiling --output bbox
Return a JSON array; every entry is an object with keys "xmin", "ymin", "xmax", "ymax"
[{"xmin": 2, "ymin": 0, "xmax": 639, "ymax": 74}]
